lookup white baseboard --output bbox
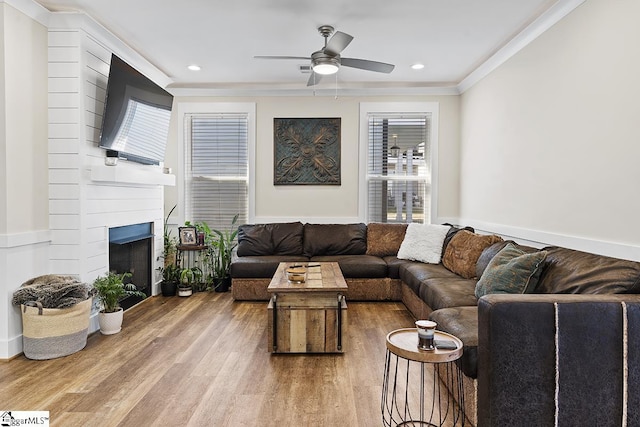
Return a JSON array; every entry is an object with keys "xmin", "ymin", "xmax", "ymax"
[{"xmin": 0, "ymin": 335, "xmax": 23, "ymax": 360}]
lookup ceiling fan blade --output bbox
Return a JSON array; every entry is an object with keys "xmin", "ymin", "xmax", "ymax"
[
  {"xmin": 306, "ymin": 72, "xmax": 323, "ymax": 86},
  {"xmin": 341, "ymin": 58, "xmax": 395, "ymax": 73},
  {"xmin": 254, "ymin": 55, "xmax": 310, "ymax": 60},
  {"xmin": 324, "ymin": 31, "xmax": 354, "ymax": 55}
]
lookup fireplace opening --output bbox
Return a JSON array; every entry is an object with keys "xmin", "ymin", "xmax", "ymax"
[{"xmin": 108, "ymin": 222, "xmax": 153, "ymax": 310}]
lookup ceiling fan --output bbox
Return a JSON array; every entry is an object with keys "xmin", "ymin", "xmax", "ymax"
[{"xmin": 255, "ymin": 25, "xmax": 395, "ymax": 86}]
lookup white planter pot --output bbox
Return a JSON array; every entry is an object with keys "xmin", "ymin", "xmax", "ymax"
[
  {"xmin": 98, "ymin": 308, "xmax": 124, "ymax": 335},
  {"xmin": 178, "ymin": 286, "xmax": 192, "ymax": 297}
]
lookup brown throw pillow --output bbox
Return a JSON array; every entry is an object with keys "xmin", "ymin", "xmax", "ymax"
[
  {"xmin": 366, "ymin": 223, "xmax": 408, "ymax": 257},
  {"xmin": 442, "ymin": 230, "xmax": 503, "ymax": 279}
]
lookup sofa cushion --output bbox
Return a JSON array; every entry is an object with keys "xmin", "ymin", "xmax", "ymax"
[
  {"xmin": 400, "ymin": 262, "xmax": 461, "ymax": 296},
  {"xmin": 365, "ymin": 223, "xmax": 408, "ymax": 257},
  {"xmin": 303, "ymin": 223, "xmax": 367, "ymax": 257},
  {"xmin": 237, "ymin": 222, "xmax": 304, "ymax": 256},
  {"xmin": 230, "ymin": 255, "xmax": 309, "ymax": 278},
  {"xmin": 429, "ymin": 306, "xmax": 479, "ymax": 378},
  {"xmin": 310, "ymin": 255, "xmax": 388, "ymax": 278},
  {"xmin": 442, "ymin": 224, "xmax": 475, "ymax": 254},
  {"xmin": 476, "ymin": 240, "xmax": 539, "ymax": 278},
  {"xmin": 271, "ymin": 222, "xmax": 305, "ymax": 255},
  {"xmin": 536, "ymin": 247, "xmax": 640, "ymax": 294},
  {"xmin": 237, "ymin": 224, "xmax": 273, "ymax": 256},
  {"xmin": 418, "ymin": 277, "xmax": 478, "ymax": 311},
  {"xmin": 397, "ymin": 223, "xmax": 451, "ymax": 264},
  {"xmin": 475, "ymin": 243, "xmax": 548, "ymax": 298},
  {"xmin": 385, "ymin": 256, "xmax": 412, "ymax": 280},
  {"xmin": 442, "ymin": 230, "xmax": 503, "ymax": 279}
]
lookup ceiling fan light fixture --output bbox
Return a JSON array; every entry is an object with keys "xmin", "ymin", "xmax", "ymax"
[
  {"xmin": 313, "ymin": 62, "xmax": 339, "ymax": 75},
  {"xmin": 311, "ymin": 51, "xmax": 340, "ymax": 75}
]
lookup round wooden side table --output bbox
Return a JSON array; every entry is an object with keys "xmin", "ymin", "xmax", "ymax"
[{"xmin": 381, "ymin": 328, "xmax": 466, "ymax": 426}]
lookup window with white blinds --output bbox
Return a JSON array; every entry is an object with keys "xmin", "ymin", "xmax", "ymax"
[
  {"xmin": 183, "ymin": 113, "xmax": 249, "ymax": 233},
  {"xmin": 365, "ymin": 112, "xmax": 432, "ymax": 224}
]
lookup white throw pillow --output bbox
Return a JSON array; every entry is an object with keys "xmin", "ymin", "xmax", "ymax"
[{"xmin": 397, "ymin": 223, "xmax": 451, "ymax": 264}]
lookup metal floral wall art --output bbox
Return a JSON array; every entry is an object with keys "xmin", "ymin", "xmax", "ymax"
[{"xmin": 274, "ymin": 118, "xmax": 341, "ymax": 185}]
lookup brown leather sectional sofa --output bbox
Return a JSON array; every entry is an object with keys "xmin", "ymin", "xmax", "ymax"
[{"xmin": 230, "ymin": 221, "xmax": 640, "ymax": 426}]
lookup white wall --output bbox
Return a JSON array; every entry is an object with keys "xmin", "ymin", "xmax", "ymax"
[
  {"xmin": 165, "ymin": 95, "xmax": 461, "ymax": 224},
  {"xmin": 0, "ymin": 2, "xmax": 50, "ymax": 359},
  {"xmin": 460, "ymin": 0, "xmax": 640, "ymax": 260}
]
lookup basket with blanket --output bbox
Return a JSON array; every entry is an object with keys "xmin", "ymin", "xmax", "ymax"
[{"xmin": 12, "ymin": 275, "xmax": 94, "ymax": 360}]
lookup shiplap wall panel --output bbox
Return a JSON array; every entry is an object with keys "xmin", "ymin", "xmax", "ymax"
[
  {"xmin": 49, "ymin": 30, "xmax": 81, "ymax": 47},
  {"xmin": 48, "ymin": 93, "xmax": 80, "ymax": 108},
  {"xmin": 49, "ymin": 77, "xmax": 79, "ymax": 93},
  {"xmin": 49, "ymin": 184, "xmax": 80, "ymax": 200},
  {"xmin": 48, "ymin": 123, "xmax": 80, "ymax": 139},
  {"xmin": 49, "ymin": 140, "xmax": 79, "ymax": 154},
  {"xmin": 85, "ymin": 197, "xmax": 161, "ymax": 215},
  {"xmin": 47, "ymin": 27, "xmax": 167, "ymax": 289},
  {"xmin": 49, "ymin": 108, "xmax": 79, "ymax": 124},
  {"xmin": 48, "ymin": 62, "xmax": 79, "ymax": 78},
  {"xmin": 51, "ymin": 229, "xmax": 82, "ymax": 245},
  {"xmin": 49, "ymin": 244, "xmax": 81, "ymax": 260},
  {"xmin": 50, "ymin": 260, "xmax": 81, "ymax": 274},
  {"xmin": 85, "ymin": 126, "xmax": 101, "ymax": 145},
  {"xmin": 48, "ymin": 46, "xmax": 80, "ymax": 63},
  {"xmin": 49, "ymin": 199, "xmax": 81, "ymax": 215},
  {"xmin": 49, "ymin": 214, "xmax": 81, "ymax": 230},
  {"xmin": 49, "ymin": 169, "xmax": 81, "ymax": 183},
  {"xmin": 86, "ymin": 226, "xmax": 106, "ymax": 244},
  {"xmin": 48, "ymin": 153, "xmax": 80, "ymax": 169}
]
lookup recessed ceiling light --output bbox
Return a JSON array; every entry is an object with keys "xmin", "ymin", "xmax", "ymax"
[
  {"xmin": 187, "ymin": 64, "xmax": 201, "ymax": 71},
  {"xmin": 411, "ymin": 63, "xmax": 425, "ymax": 70}
]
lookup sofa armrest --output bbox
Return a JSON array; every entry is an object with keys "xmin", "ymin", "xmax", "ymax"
[{"xmin": 477, "ymin": 293, "xmax": 640, "ymax": 427}]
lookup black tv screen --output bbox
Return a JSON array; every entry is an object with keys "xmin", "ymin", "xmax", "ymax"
[{"xmin": 99, "ymin": 54, "xmax": 173, "ymax": 165}]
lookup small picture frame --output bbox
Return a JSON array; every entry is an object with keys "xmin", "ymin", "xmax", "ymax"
[{"xmin": 178, "ymin": 226, "xmax": 198, "ymax": 246}]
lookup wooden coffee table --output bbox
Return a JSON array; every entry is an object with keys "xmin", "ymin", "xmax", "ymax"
[{"xmin": 267, "ymin": 262, "xmax": 347, "ymax": 353}]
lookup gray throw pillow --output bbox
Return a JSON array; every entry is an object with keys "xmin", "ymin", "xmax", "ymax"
[{"xmin": 475, "ymin": 243, "xmax": 547, "ymax": 298}]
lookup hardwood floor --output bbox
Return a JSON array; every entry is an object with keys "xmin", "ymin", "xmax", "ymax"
[{"xmin": 0, "ymin": 292, "xmax": 459, "ymax": 426}]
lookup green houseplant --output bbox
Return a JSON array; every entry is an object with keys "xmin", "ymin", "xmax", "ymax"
[
  {"xmin": 159, "ymin": 263, "xmax": 180, "ymax": 296},
  {"xmin": 178, "ymin": 266, "xmax": 203, "ymax": 296},
  {"xmin": 93, "ymin": 272, "xmax": 146, "ymax": 335},
  {"xmin": 211, "ymin": 214, "xmax": 239, "ymax": 292},
  {"xmin": 163, "ymin": 204, "xmax": 178, "ymax": 267}
]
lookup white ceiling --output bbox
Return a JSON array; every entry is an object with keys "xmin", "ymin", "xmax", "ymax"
[{"xmin": 33, "ymin": 0, "xmax": 572, "ymax": 92}]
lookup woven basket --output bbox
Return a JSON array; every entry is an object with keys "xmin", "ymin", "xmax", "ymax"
[{"xmin": 21, "ymin": 298, "xmax": 92, "ymax": 360}]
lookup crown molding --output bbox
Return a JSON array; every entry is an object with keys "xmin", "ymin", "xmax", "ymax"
[
  {"xmin": 167, "ymin": 84, "xmax": 460, "ymax": 98},
  {"xmin": 1, "ymin": 0, "xmax": 49, "ymax": 26},
  {"xmin": 457, "ymin": 0, "xmax": 586, "ymax": 93}
]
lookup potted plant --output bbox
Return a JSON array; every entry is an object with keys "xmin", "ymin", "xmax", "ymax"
[
  {"xmin": 211, "ymin": 214, "xmax": 239, "ymax": 292},
  {"xmin": 178, "ymin": 266, "xmax": 202, "ymax": 296},
  {"xmin": 163, "ymin": 204, "xmax": 178, "ymax": 267},
  {"xmin": 93, "ymin": 272, "xmax": 146, "ymax": 335},
  {"xmin": 159, "ymin": 263, "xmax": 180, "ymax": 296}
]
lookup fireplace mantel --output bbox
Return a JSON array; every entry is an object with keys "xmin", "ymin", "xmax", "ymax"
[{"xmin": 90, "ymin": 164, "xmax": 176, "ymax": 186}]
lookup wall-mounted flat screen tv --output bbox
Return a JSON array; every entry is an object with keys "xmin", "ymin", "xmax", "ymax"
[{"xmin": 99, "ymin": 54, "xmax": 174, "ymax": 165}]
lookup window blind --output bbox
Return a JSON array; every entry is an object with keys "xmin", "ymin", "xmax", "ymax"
[
  {"xmin": 367, "ymin": 113, "xmax": 431, "ymax": 224},
  {"xmin": 184, "ymin": 113, "xmax": 248, "ymax": 233}
]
